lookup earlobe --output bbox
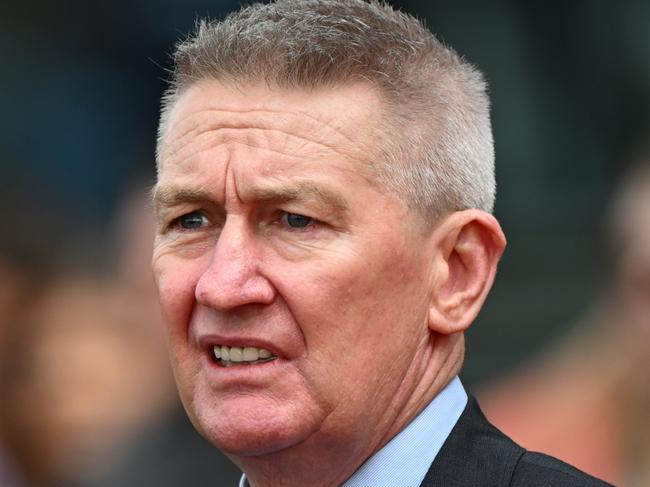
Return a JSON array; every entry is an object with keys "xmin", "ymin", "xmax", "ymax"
[{"xmin": 427, "ymin": 210, "xmax": 506, "ymax": 335}]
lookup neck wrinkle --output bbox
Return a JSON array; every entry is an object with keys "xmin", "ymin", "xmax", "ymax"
[{"xmin": 374, "ymin": 331, "xmax": 464, "ymax": 454}]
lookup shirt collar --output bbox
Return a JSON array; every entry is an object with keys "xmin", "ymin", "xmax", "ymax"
[{"xmin": 239, "ymin": 376, "xmax": 467, "ymax": 487}]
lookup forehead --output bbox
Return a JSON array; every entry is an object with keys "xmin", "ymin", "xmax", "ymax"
[{"xmin": 158, "ymin": 80, "xmax": 384, "ymax": 172}]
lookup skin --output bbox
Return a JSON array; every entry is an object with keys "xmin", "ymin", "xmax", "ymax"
[{"xmin": 153, "ymin": 80, "xmax": 505, "ymax": 486}]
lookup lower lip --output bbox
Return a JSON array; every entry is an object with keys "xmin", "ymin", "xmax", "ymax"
[{"xmin": 200, "ymin": 352, "xmax": 288, "ymax": 385}]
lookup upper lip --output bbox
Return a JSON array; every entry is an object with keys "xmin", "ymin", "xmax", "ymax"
[{"xmin": 197, "ymin": 334, "xmax": 283, "ymax": 358}]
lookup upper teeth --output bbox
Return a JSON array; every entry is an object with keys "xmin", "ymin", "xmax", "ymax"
[{"xmin": 214, "ymin": 345, "xmax": 274, "ymax": 363}]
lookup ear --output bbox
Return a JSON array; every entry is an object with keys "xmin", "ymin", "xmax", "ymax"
[{"xmin": 427, "ymin": 209, "xmax": 506, "ymax": 335}]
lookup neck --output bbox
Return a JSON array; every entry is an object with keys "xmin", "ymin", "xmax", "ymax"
[{"xmin": 232, "ymin": 332, "xmax": 464, "ymax": 487}]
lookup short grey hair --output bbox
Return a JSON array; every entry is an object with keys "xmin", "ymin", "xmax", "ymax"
[{"xmin": 157, "ymin": 0, "xmax": 495, "ymax": 218}]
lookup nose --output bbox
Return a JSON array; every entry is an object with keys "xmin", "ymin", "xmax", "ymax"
[{"xmin": 195, "ymin": 217, "xmax": 275, "ymax": 310}]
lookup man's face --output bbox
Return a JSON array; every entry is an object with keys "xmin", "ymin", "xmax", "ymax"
[{"xmin": 153, "ymin": 81, "xmax": 438, "ymax": 459}]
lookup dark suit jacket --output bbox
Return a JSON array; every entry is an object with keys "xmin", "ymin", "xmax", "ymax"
[{"xmin": 420, "ymin": 397, "xmax": 614, "ymax": 487}]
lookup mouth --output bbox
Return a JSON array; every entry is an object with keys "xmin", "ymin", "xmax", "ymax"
[{"xmin": 213, "ymin": 345, "xmax": 278, "ymax": 367}]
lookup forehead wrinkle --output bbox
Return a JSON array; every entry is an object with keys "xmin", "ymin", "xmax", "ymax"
[
  {"xmin": 161, "ymin": 106, "xmax": 370, "ymax": 165},
  {"xmin": 165, "ymin": 125, "xmax": 360, "ymax": 169},
  {"xmin": 169, "ymin": 107, "xmax": 359, "ymax": 146}
]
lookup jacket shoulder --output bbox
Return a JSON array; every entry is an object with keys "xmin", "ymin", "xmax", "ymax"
[
  {"xmin": 420, "ymin": 396, "xmax": 614, "ymax": 487},
  {"xmin": 511, "ymin": 451, "xmax": 613, "ymax": 487}
]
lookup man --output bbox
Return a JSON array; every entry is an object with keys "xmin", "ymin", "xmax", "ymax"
[{"xmin": 152, "ymin": 1, "xmax": 611, "ymax": 485}]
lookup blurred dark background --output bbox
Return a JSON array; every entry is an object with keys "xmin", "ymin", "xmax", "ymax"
[{"xmin": 1, "ymin": 1, "xmax": 649, "ymax": 485}]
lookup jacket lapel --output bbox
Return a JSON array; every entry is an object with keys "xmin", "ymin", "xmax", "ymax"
[{"xmin": 419, "ymin": 396, "xmax": 524, "ymax": 487}]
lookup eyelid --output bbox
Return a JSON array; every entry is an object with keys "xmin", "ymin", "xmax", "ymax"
[
  {"xmin": 164, "ymin": 210, "xmax": 210, "ymax": 233},
  {"xmin": 279, "ymin": 211, "xmax": 319, "ymax": 232},
  {"xmin": 283, "ymin": 211, "xmax": 312, "ymax": 222}
]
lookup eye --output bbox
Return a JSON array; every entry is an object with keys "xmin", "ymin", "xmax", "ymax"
[
  {"xmin": 177, "ymin": 211, "xmax": 208, "ymax": 230},
  {"xmin": 282, "ymin": 212, "xmax": 313, "ymax": 229}
]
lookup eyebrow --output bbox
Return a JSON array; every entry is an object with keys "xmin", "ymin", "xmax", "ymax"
[
  {"xmin": 152, "ymin": 181, "xmax": 348, "ymax": 213},
  {"xmin": 151, "ymin": 186, "xmax": 212, "ymax": 209},
  {"xmin": 250, "ymin": 182, "xmax": 349, "ymax": 213}
]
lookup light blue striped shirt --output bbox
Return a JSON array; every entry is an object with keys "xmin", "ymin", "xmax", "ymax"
[{"xmin": 239, "ymin": 376, "xmax": 467, "ymax": 487}]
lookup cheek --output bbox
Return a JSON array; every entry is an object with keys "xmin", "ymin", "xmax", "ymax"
[
  {"xmin": 153, "ymin": 255, "xmax": 203, "ymax": 337},
  {"xmin": 277, "ymin": 248, "xmax": 429, "ymax": 426},
  {"xmin": 285, "ymin": 243, "xmax": 428, "ymax": 354},
  {"xmin": 153, "ymin": 257, "xmax": 206, "ymax": 402}
]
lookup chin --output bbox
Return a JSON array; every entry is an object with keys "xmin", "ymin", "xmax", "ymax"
[{"xmin": 189, "ymin": 392, "xmax": 322, "ymax": 458}]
